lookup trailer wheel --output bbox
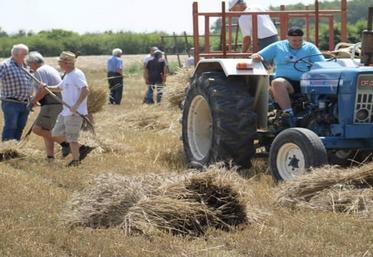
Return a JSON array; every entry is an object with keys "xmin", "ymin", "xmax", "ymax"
[
  {"xmin": 182, "ymin": 72, "xmax": 257, "ymax": 168},
  {"xmin": 269, "ymin": 128, "xmax": 328, "ymax": 181}
]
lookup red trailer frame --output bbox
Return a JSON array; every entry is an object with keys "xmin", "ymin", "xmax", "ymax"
[{"xmin": 192, "ymin": 0, "xmax": 348, "ymax": 64}]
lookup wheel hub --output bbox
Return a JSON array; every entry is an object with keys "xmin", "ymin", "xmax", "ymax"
[
  {"xmin": 187, "ymin": 95, "xmax": 212, "ymax": 161},
  {"xmin": 276, "ymin": 143, "xmax": 305, "ymax": 180}
]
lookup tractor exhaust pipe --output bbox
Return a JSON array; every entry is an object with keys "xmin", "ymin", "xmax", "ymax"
[{"xmin": 361, "ymin": 7, "xmax": 373, "ymax": 66}]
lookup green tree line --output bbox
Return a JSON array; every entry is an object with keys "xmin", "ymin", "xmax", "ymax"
[{"xmin": 0, "ymin": 29, "xmax": 192, "ymax": 57}]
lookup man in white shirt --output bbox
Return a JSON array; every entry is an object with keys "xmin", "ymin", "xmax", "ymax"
[
  {"xmin": 45, "ymin": 51, "xmax": 93, "ymax": 167},
  {"xmin": 229, "ymin": 0, "xmax": 278, "ymax": 52}
]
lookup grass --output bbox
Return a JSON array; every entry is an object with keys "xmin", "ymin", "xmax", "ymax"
[{"xmin": 0, "ymin": 55, "xmax": 373, "ymax": 257}]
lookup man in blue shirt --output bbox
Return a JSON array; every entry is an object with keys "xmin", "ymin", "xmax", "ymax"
[
  {"xmin": 107, "ymin": 48, "xmax": 124, "ymax": 104},
  {"xmin": 252, "ymin": 27, "xmax": 325, "ymax": 126}
]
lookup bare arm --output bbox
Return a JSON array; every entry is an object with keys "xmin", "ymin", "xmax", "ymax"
[
  {"xmin": 71, "ymin": 86, "xmax": 89, "ymax": 113},
  {"xmin": 242, "ymin": 36, "xmax": 251, "ymax": 53},
  {"xmin": 144, "ymin": 68, "xmax": 149, "ymax": 85}
]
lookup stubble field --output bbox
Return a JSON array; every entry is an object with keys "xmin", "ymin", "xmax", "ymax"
[{"xmin": 0, "ymin": 55, "xmax": 372, "ymax": 257}]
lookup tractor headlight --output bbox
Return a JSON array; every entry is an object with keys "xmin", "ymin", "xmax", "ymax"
[{"xmin": 356, "ymin": 109, "xmax": 369, "ymax": 121}]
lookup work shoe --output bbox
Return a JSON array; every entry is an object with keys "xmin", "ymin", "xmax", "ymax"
[
  {"xmin": 67, "ymin": 160, "xmax": 81, "ymax": 167},
  {"xmin": 47, "ymin": 156, "xmax": 55, "ymax": 163},
  {"xmin": 79, "ymin": 145, "xmax": 95, "ymax": 161},
  {"xmin": 280, "ymin": 111, "xmax": 297, "ymax": 128},
  {"xmin": 61, "ymin": 145, "xmax": 70, "ymax": 158}
]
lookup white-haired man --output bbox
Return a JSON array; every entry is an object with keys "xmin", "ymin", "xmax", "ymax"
[
  {"xmin": 0, "ymin": 44, "xmax": 33, "ymax": 141},
  {"xmin": 25, "ymin": 51, "xmax": 69, "ymax": 161},
  {"xmin": 107, "ymin": 48, "xmax": 124, "ymax": 104},
  {"xmin": 44, "ymin": 51, "xmax": 94, "ymax": 167},
  {"xmin": 229, "ymin": 0, "xmax": 278, "ymax": 52}
]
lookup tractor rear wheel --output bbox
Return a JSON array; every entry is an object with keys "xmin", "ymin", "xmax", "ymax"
[
  {"xmin": 182, "ymin": 72, "xmax": 257, "ymax": 169},
  {"xmin": 269, "ymin": 128, "xmax": 328, "ymax": 181}
]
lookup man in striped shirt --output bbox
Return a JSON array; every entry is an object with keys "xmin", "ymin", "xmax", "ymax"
[{"xmin": 0, "ymin": 44, "xmax": 33, "ymax": 141}]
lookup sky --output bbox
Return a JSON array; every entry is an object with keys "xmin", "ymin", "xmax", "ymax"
[{"xmin": 0, "ymin": 0, "xmax": 315, "ymax": 34}]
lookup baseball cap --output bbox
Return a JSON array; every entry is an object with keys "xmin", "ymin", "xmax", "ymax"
[{"xmin": 288, "ymin": 27, "xmax": 304, "ymax": 37}]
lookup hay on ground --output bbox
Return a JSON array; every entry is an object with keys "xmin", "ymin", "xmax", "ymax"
[
  {"xmin": 87, "ymin": 87, "xmax": 107, "ymax": 114},
  {"xmin": 62, "ymin": 166, "xmax": 260, "ymax": 236},
  {"xmin": 61, "ymin": 173, "xmax": 169, "ymax": 228},
  {"xmin": 163, "ymin": 68, "xmax": 193, "ymax": 109},
  {"xmin": 0, "ymin": 140, "xmax": 23, "ymax": 162},
  {"xmin": 276, "ymin": 163, "xmax": 373, "ymax": 218},
  {"xmin": 111, "ymin": 106, "xmax": 180, "ymax": 133}
]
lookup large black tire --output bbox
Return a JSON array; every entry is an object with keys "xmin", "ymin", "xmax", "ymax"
[
  {"xmin": 269, "ymin": 128, "xmax": 328, "ymax": 181},
  {"xmin": 182, "ymin": 72, "xmax": 257, "ymax": 169}
]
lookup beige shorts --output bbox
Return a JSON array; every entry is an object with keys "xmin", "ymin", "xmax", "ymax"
[
  {"xmin": 52, "ymin": 114, "xmax": 83, "ymax": 143},
  {"xmin": 34, "ymin": 104, "xmax": 63, "ymax": 130}
]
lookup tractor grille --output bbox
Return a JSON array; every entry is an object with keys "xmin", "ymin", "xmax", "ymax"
[{"xmin": 354, "ymin": 74, "xmax": 373, "ymax": 123}]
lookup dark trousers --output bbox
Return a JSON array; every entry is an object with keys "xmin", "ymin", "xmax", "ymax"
[
  {"xmin": 107, "ymin": 72, "xmax": 123, "ymax": 104},
  {"xmin": 1, "ymin": 101, "xmax": 30, "ymax": 141}
]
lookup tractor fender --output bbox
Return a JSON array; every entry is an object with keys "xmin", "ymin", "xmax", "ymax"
[
  {"xmin": 193, "ymin": 58, "xmax": 269, "ymax": 78},
  {"xmin": 192, "ymin": 58, "xmax": 270, "ymax": 130}
]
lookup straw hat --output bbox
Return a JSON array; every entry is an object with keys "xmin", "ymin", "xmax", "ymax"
[{"xmin": 57, "ymin": 51, "xmax": 76, "ymax": 63}]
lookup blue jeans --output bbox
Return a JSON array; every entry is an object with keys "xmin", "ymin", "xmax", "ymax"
[
  {"xmin": 144, "ymin": 84, "xmax": 164, "ymax": 104},
  {"xmin": 1, "ymin": 101, "xmax": 30, "ymax": 141}
]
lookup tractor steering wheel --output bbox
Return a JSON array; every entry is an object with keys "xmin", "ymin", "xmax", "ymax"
[{"xmin": 294, "ymin": 53, "xmax": 337, "ymax": 72}]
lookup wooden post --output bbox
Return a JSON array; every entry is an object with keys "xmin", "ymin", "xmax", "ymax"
[
  {"xmin": 221, "ymin": 1, "xmax": 227, "ymax": 57},
  {"xmin": 193, "ymin": 2, "xmax": 199, "ymax": 64},
  {"xmin": 328, "ymin": 17, "xmax": 334, "ymax": 50},
  {"xmin": 341, "ymin": 0, "xmax": 348, "ymax": 43},
  {"xmin": 228, "ymin": 16, "xmax": 233, "ymax": 51},
  {"xmin": 252, "ymin": 13, "xmax": 259, "ymax": 52},
  {"xmin": 305, "ymin": 6, "xmax": 310, "ymax": 41},
  {"xmin": 205, "ymin": 16, "xmax": 210, "ymax": 53},
  {"xmin": 279, "ymin": 5, "xmax": 287, "ymax": 40},
  {"xmin": 173, "ymin": 32, "xmax": 181, "ymax": 68},
  {"xmin": 315, "ymin": 0, "xmax": 319, "ymax": 47},
  {"xmin": 183, "ymin": 31, "xmax": 190, "ymax": 57}
]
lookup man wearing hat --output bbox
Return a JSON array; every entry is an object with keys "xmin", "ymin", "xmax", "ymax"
[
  {"xmin": 44, "ymin": 51, "xmax": 93, "ymax": 167},
  {"xmin": 251, "ymin": 27, "xmax": 325, "ymax": 127},
  {"xmin": 229, "ymin": 0, "xmax": 278, "ymax": 52}
]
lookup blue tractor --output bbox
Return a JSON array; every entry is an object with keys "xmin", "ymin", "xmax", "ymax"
[{"xmin": 181, "ymin": 20, "xmax": 373, "ymax": 181}]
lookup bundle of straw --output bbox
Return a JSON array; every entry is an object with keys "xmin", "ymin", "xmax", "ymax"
[
  {"xmin": 276, "ymin": 163, "xmax": 373, "ymax": 218},
  {"xmin": 62, "ymin": 167, "xmax": 256, "ymax": 236},
  {"xmin": 87, "ymin": 87, "xmax": 107, "ymax": 114},
  {"xmin": 61, "ymin": 173, "xmax": 179, "ymax": 228},
  {"xmin": 0, "ymin": 140, "xmax": 23, "ymax": 162},
  {"xmin": 163, "ymin": 68, "xmax": 193, "ymax": 109}
]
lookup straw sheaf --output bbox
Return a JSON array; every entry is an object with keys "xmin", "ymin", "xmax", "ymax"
[
  {"xmin": 87, "ymin": 87, "xmax": 107, "ymax": 114},
  {"xmin": 62, "ymin": 167, "xmax": 257, "ymax": 236},
  {"xmin": 163, "ymin": 68, "xmax": 193, "ymax": 109},
  {"xmin": 0, "ymin": 140, "xmax": 43, "ymax": 162},
  {"xmin": 111, "ymin": 106, "xmax": 180, "ymax": 133},
  {"xmin": 276, "ymin": 163, "xmax": 373, "ymax": 218}
]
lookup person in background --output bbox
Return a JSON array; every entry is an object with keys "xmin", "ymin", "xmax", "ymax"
[
  {"xmin": 143, "ymin": 50, "xmax": 167, "ymax": 104},
  {"xmin": 44, "ymin": 51, "xmax": 94, "ymax": 167},
  {"xmin": 251, "ymin": 27, "xmax": 325, "ymax": 127},
  {"xmin": 229, "ymin": 0, "xmax": 278, "ymax": 52},
  {"xmin": 143, "ymin": 46, "xmax": 159, "ymax": 67},
  {"xmin": 0, "ymin": 44, "xmax": 33, "ymax": 141},
  {"xmin": 107, "ymin": 48, "xmax": 124, "ymax": 105},
  {"xmin": 184, "ymin": 47, "xmax": 195, "ymax": 69},
  {"xmin": 25, "ymin": 51, "xmax": 71, "ymax": 162}
]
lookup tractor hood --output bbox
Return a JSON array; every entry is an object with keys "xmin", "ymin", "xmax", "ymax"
[{"xmin": 193, "ymin": 59, "xmax": 269, "ymax": 77}]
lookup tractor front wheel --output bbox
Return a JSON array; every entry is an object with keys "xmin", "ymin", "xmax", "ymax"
[{"xmin": 269, "ymin": 128, "xmax": 328, "ymax": 181}]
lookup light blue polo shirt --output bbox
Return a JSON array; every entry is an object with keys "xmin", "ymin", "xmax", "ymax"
[
  {"xmin": 107, "ymin": 56, "xmax": 123, "ymax": 73},
  {"xmin": 258, "ymin": 40, "xmax": 325, "ymax": 80}
]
